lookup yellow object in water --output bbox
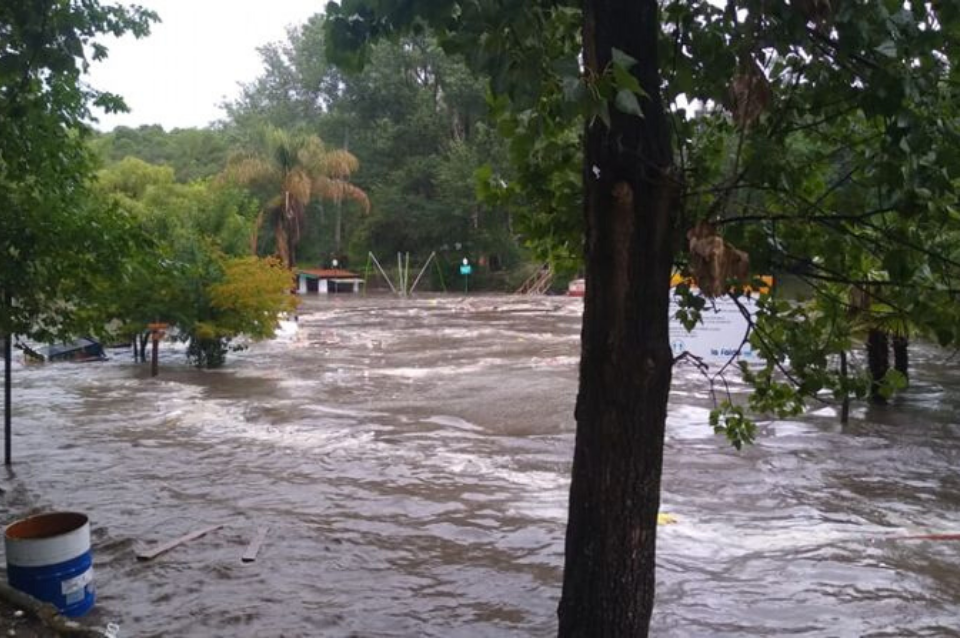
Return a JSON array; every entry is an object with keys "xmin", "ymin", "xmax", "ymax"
[{"xmin": 657, "ymin": 513, "xmax": 678, "ymax": 525}]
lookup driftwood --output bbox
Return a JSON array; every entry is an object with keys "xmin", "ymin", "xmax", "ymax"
[
  {"xmin": 241, "ymin": 526, "xmax": 270, "ymax": 563},
  {"xmin": 135, "ymin": 524, "xmax": 223, "ymax": 561},
  {"xmin": 0, "ymin": 581, "xmax": 101, "ymax": 637},
  {"xmin": 686, "ymin": 221, "xmax": 750, "ymax": 297}
]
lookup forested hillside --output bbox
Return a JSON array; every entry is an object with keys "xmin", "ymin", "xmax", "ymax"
[{"xmin": 92, "ymin": 16, "xmax": 535, "ymax": 289}]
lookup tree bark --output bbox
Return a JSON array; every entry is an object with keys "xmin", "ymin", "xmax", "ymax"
[
  {"xmin": 558, "ymin": 1, "xmax": 678, "ymax": 636},
  {"xmin": 892, "ymin": 335, "xmax": 908, "ymax": 381},
  {"xmin": 138, "ymin": 332, "xmax": 149, "ymax": 363},
  {"xmin": 867, "ymin": 328, "xmax": 889, "ymax": 404},
  {"xmin": 335, "ymin": 201, "xmax": 343, "ymax": 255},
  {"xmin": 839, "ymin": 349, "xmax": 850, "ymax": 424}
]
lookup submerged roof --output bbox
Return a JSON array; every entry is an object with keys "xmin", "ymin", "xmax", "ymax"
[
  {"xmin": 46, "ymin": 338, "xmax": 101, "ymax": 357},
  {"xmin": 297, "ymin": 268, "xmax": 362, "ymax": 280}
]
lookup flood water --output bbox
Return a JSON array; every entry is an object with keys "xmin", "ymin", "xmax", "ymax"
[{"xmin": 2, "ymin": 294, "xmax": 959, "ymax": 637}]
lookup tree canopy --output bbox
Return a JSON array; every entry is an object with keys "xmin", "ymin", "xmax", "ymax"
[
  {"xmin": 0, "ymin": 0, "xmax": 157, "ymax": 341},
  {"xmin": 91, "ymin": 125, "xmax": 233, "ymax": 182},
  {"xmin": 95, "ymin": 156, "xmax": 295, "ymax": 367},
  {"xmin": 226, "ymin": 21, "xmax": 526, "ymax": 281}
]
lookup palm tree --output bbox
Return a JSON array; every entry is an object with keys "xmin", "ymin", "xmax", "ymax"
[{"xmin": 222, "ymin": 127, "xmax": 369, "ymax": 268}]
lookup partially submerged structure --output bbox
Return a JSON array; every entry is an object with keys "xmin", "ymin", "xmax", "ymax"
[
  {"xmin": 20, "ymin": 338, "xmax": 106, "ymax": 363},
  {"xmin": 296, "ymin": 268, "xmax": 363, "ymax": 294}
]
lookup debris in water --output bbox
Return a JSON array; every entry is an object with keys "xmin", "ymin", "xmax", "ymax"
[
  {"xmin": 135, "ymin": 524, "xmax": 224, "ymax": 561},
  {"xmin": 241, "ymin": 526, "xmax": 270, "ymax": 563},
  {"xmin": 658, "ymin": 513, "xmax": 678, "ymax": 525}
]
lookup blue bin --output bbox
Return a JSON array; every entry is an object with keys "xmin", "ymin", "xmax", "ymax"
[{"xmin": 4, "ymin": 512, "xmax": 95, "ymax": 617}]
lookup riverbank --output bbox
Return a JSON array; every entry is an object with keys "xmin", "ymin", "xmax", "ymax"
[{"xmin": 0, "ymin": 600, "xmax": 46, "ymax": 637}]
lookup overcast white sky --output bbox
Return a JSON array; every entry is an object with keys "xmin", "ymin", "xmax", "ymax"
[{"xmin": 88, "ymin": 0, "xmax": 322, "ymax": 131}]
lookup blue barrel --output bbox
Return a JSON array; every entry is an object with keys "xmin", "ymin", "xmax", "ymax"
[{"xmin": 4, "ymin": 512, "xmax": 95, "ymax": 617}]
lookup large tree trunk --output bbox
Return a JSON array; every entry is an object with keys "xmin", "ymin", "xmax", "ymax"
[
  {"xmin": 558, "ymin": 1, "xmax": 677, "ymax": 636},
  {"xmin": 892, "ymin": 335, "xmax": 908, "ymax": 381},
  {"xmin": 335, "ymin": 201, "xmax": 343, "ymax": 255},
  {"xmin": 138, "ymin": 332, "xmax": 150, "ymax": 363},
  {"xmin": 867, "ymin": 328, "xmax": 889, "ymax": 404},
  {"xmin": 275, "ymin": 214, "xmax": 292, "ymax": 269}
]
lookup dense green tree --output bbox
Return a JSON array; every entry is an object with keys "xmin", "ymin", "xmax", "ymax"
[
  {"xmin": 0, "ymin": 0, "xmax": 156, "ymax": 463},
  {"xmin": 0, "ymin": 0, "xmax": 156, "ymax": 340},
  {"xmin": 95, "ymin": 157, "xmax": 292, "ymax": 367},
  {"xmin": 326, "ymin": 1, "xmax": 960, "ymax": 634},
  {"xmin": 186, "ymin": 254, "xmax": 297, "ymax": 368},
  {"xmin": 91, "ymin": 125, "xmax": 232, "ymax": 182},
  {"xmin": 225, "ymin": 16, "xmax": 343, "ymax": 131}
]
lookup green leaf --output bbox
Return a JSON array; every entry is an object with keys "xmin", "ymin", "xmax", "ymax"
[
  {"xmin": 611, "ymin": 64, "xmax": 643, "ymax": 95},
  {"xmin": 562, "ymin": 75, "xmax": 584, "ymax": 103},
  {"xmin": 611, "ymin": 47, "xmax": 637, "ymax": 70},
  {"xmin": 876, "ymin": 40, "xmax": 898, "ymax": 58},
  {"xmin": 597, "ymin": 100, "xmax": 611, "ymax": 128},
  {"xmin": 614, "ymin": 89, "xmax": 643, "ymax": 117}
]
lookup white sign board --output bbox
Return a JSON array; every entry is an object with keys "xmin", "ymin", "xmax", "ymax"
[{"xmin": 669, "ymin": 295, "xmax": 759, "ymax": 365}]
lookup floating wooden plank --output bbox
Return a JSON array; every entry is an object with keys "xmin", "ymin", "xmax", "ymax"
[
  {"xmin": 241, "ymin": 526, "xmax": 270, "ymax": 563},
  {"xmin": 136, "ymin": 524, "xmax": 223, "ymax": 561}
]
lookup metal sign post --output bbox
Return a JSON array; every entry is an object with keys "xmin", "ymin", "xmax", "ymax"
[
  {"xmin": 460, "ymin": 258, "xmax": 472, "ymax": 294},
  {"xmin": 4, "ymin": 332, "xmax": 11, "ymax": 466}
]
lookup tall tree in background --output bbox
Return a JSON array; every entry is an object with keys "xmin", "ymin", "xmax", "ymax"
[
  {"xmin": 222, "ymin": 126, "xmax": 368, "ymax": 267},
  {"xmin": 225, "ymin": 15, "xmax": 343, "ymax": 131},
  {"xmin": 226, "ymin": 24, "xmax": 521, "ymax": 275},
  {"xmin": 91, "ymin": 125, "xmax": 232, "ymax": 182}
]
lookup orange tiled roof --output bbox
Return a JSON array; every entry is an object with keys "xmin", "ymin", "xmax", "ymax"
[{"xmin": 297, "ymin": 268, "xmax": 362, "ymax": 279}]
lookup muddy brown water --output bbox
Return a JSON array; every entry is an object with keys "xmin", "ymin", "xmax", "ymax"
[{"xmin": 1, "ymin": 295, "xmax": 959, "ymax": 637}]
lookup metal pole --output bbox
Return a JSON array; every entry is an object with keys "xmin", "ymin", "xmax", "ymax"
[
  {"xmin": 368, "ymin": 252, "xmax": 398, "ymax": 294},
  {"xmin": 397, "ymin": 253, "xmax": 405, "ymax": 296},
  {"xmin": 435, "ymin": 258, "xmax": 447, "ymax": 292},
  {"xmin": 362, "ymin": 252, "xmax": 372, "ymax": 296},
  {"xmin": 409, "ymin": 252, "xmax": 436, "ymax": 294},
  {"xmin": 404, "ymin": 252, "xmax": 410, "ymax": 296},
  {"xmin": 4, "ymin": 331, "xmax": 12, "ymax": 466}
]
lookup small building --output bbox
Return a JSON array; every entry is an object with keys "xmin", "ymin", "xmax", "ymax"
[{"xmin": 296, "ymin": 268, "xmax": 364, "ymax": 294}]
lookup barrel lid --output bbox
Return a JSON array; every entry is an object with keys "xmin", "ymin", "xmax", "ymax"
[{"xmin": 5, "ymin": 512, "xmax": 89, "ymax": 540}]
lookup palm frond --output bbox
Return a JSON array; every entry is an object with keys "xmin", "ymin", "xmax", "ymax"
[
  {"xmin": 222, "ymin": 156, "xmax": 279, "ymax": 192},
  {"xmin": 313, "ymin": 176, "xmax": 371, "ymax": 212},
  {"xmin": 285, "ymin": 170, "xmax": 313, "ymax": 209},
  {"xmin": 319, "ymin": 149, "xmax": 361, "ymax": 179}
]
